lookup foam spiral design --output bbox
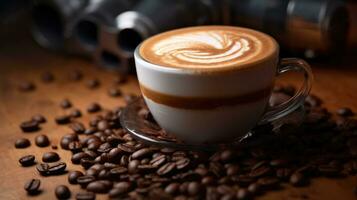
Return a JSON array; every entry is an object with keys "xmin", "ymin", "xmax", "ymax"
[{"xmin": 151, "ymin": 31, "xmax": 262, "ymax": 68}]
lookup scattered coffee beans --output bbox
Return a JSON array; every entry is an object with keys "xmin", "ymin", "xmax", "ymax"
[
  {"xmin": 68, "ymin": 171, "xmax": 84, "ymax": 184},
  {"xmin": 35, "ymin": 134, "xmax": 50, "ymax": 147},
  {"xmin": 70, "ymin": 109, "xmax": 82, "ymax": 118},
  {"xmin": 15, "ymin": 138, "xmax": 31, "ymax": 148},
  {"xmin": 20, "ymin": 120, "xmax": 39, "ymax": 132},
  {"xmin": 55, "ymin": 185, "xmax": 71, "ymax": 199},
  {"xmin": 86, "ymin": 79, "xmax": 100, "ymax": 89},
  {"xmin": 108, "ymin": 88, "xmax": 121, "ymax": 97},
  {"xmin": 31, "ymin": 114, "xmax": 46, "ymax": 123},
  {"xmin": 24, "ymin": 179, "xmax": 41, "ymax": 195},
  {"xmin": 87, "ymin": 103, "xmax": 101, "ymax": 113},
  {"xmin": 18, "ymin": 81, "xmax": 35, "ymax": 92},
  {"xmin": 60, "ymin": 99, "xmax": 72, "ymax": 109},
  {"xmin": 55, "ymin": 115, "xmax": 71, "ymax": 124}
]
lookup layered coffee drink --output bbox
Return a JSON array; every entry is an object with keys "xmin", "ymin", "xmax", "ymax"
[{"xmin": 139, "ymin": 26, "xmax": 277, "ymax": 72}]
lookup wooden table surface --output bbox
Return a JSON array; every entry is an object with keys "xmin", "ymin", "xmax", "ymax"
[{"xmin": 0, "ymin": 39, "xmax": 356, "ymax": 200}]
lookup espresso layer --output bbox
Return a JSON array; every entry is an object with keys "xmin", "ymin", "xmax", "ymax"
[
  {"xmin": 140, "ymin": 84, "xmax": 272, "ymax": 110},
  {"xmin": 139, "ymin": 26, "xmax": 277, "ymax": 71}
]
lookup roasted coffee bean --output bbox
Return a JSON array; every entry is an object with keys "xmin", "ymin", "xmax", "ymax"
[
  {"xmin": 97, "ymin": 120, "xmax": 109, "ymax": 131},
  {"xmin": 118, "ymin": 143, "xmax": 136, "ymax": 153},
  {"xmin": 132, "ymin": 147, "xmax": 154, "ymax": 159},
  {"xmin": 15, "ymin": 138, "xmax": 31, "ymax": 148},
  {"xmin": 164, "ymin": 182, "xmax": 179, "ymax": 195},
  {"xmin": 55, "ymin": 185, "xmax": 71, "ymax": 199},
  {"xmin": 68, "ymin": 141, "xmax": 83, "ymax": 153},
  {"xmin": 87, "ymin": 103, "xmax": 101, "ymax": 113},
  {"xmin": 249, "ymin": 166, "xmax": 272, "ymax": 178},
  {"xmin": 81, "ymin": 158, "xmax": 95, "ymax": 169},
  {"xmin": 35, "ymin": 134, "xmax": 50, "ymax": 147},
  {"xmin": 77, "ymin": 175, "xmax": 96, "ymax": 186},
  {"xmin": 72, "ymin": 152, "xmax": 90, "ymax": 164},
  {"xmin": 60, "ymin": 99, "xmax": 72, "ymax": 109},
  {"xmin": 257, "ymin": 177, "xmax": 280, "ymax": 189},
  {"xmin": 47, "ymin": 162, "xmax": 67, "ymax": 175},
  {"xmin": 157, "ymin": 162, "xmax": 176, "ymax": 176},
  {"xmin": 236, "ymin": 188, "xmax": 250, "ymax": 200},
  {"xmin": 68, "ymin": 171, "xmax": 84, "ymax": 184},
  {"xmin": 337, "ymin": 107, "xmax": 354, "ymax": 117},
  {"xmin": 41, "ymin": 71, "xmax": 54, "ymax": 83},
  {"xmin": 42, "ymin": 152, "xmax": 60, "ymax": 163},
  {"xmin": 202, "ymin": 176, "xmax": 215, "ymax": 185},
  {"xmin": 24, "ymin": 179, "xmax": 40, "ymax": 194},
  {"xmin": 110, "ymin": 166, "xmax": 128, "ymax": 176},
  {"xmin": 290, "ymin": 173, "xmax": 306, "ymax": 186},
  {"xmin": 69, "ymin": 122, "xmax": 85, "ymax": 134},
  {"xmin": 123, "ymin": 94, "xmax": 138, "ymax": 103},
  {"xmin": 20, "ymin": 120, "xmax": 39, "ymax": 132},
  {"xmin": 270, "ymin": 159, "xmax": 288, "ymax": 167},
  {"xmin": 61, "ymin": 134, "xmax": 78, "ymax": 149},
  {"xmin": 176, "ymin": 158, "xmax": 190, "ymax": 170},
  {"xmin": 70, "ymin": 109, "xmax": 82, "ymax": 118},
  {"xmin": 86, "ymin": 79, "xmax": 100, "ymax": 89},
  {"xmin": 247, "ymin": 183, "xmax": 261, "ymax": 194},
  {"xmin": 226, "ymin": 165, "xmax": 240, "ymax": 176},
  {"xmin": 18, "ymin": 81, "xmax": 35, "ymax": 92},
  {"xmin": 76, "ymin": 192, "xmax": 95, "ymax": 200},
  {"xmin": 19, "ymin": 155, "xmax": 35, "ymax": 167},
  {"xmin": 150, "ymin": 154, "xmax": 167, "ymax": 167},
  {"xmin": 108, "ymin": 87, "xmax": 122, "ymax": 97},
  {"xmin": 128, "ymin": 160, "xmax": 140, "ymax": 174},
  {"xmin": 276, "ymin": 168, "xmax": 293, "ymax": 181},
  {"xmin": 31, "ymin": 114, "xmax": 46, "ymax": 123},
  {"xmin": 55, "ymin": 115, "xmax": 71, "ymax": 124},
  {"xmin": 36, "ymin": 163, "xmax": 49, "ymax": 175},
  {"xmin": 87, "ymin": 180, "xmax": 112, "ymax": 193},
  {"xmin": 187, "ymin": 181, "xmax": 202, "ymax": 196}
]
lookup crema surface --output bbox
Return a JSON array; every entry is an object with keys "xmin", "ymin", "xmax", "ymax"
[{"xmin": 139, "ymin": 26, "xmax": 277, "ymax": 71}]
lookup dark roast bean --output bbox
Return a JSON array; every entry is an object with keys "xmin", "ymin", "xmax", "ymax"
[
  {"xmin": 18, "ymin": 81, "xmax": 35, "ymax": 92},
  {"xmin": 36, "ymin": 163, "xmax": 49, "ymax": 175},
  {"xmin": 257, "ymin": 177, "xmax": 280, "ymax": 189},
  {"xmin": 87, "ymin": 181, "xmax": 111, "ymax": 193},
  {"xmin": 97, "ymin": 120, "xmax": 109, "ymax": 131},
  {"xmin": 47, "ymin": 162, "xmax": 67, "ymax": 175},
  {"xmin": 77, "ymin": 175, "xmax": 96, "ymax": 186},
  {"xmin": 117, "ymin": 143, "xmax": 136, "ymax": 153},
  {"xmin": 76, "ymin": 192, "xmax": 95, "ymax": 200},
  {"xmin": 247, "ymin": 183, "xmax": 261, "ymax": 194},
  {"xmin": 249, "ymin": 166, "xmax": 272, "ymax": 178},
  {"xmin": 276, "ymin": 168, "xmax": 293, "ymax": 181},
  {"xmin": 110, "ymin": 167, "xmax": 128, "ymax": 176},
  {"xmin": 19, "ymin": 155, "xmax": 35, "ymax": 167},
  {"xmin": 236, "ymin": 188, "xmax": 250, "ymax": 200},
  {"xmin": 15, "ymin": 138, "xmax": 31, "ymax": 148},
  {"xmin": 41, "ymin": 71, "xmax": 54, "ymax": 83},
  {"xmin": 87, "ymin": 103, "xmax": 101, "ymax": 113},
  {"xmin": 290, "ymin": 173, "xmax": 306, "ymax": 186},
  {"xmin": 157, "ymin": 162, "xmax": 176, "ymax": 176},
  {"xmin": 337, "ymin": 107, "xmax": 354, "ymax": 117},
  {"xmin": 132, "ymin": 147, "xmax": 154, "ymax": 159},
  {"xmin": 20, "ymin": 120, "xmax": 39, "ymax": 132},
  {"xmin": 69, "ymin": 122, "xmax": 85, "ymax": 134},
  {"xmin": 202, "ymin": 176, "xmax": 215, "ymax": 185},
  {"xmin": 68, "ymin": 171, "xmax": 84, "ymax": 184},
  {"xmin": 128, "ymin": 160, "xmax": 140, "ymax": 174},
  {"xmin": 55, "ymin": 185, "xmax": 71, "ymax": 199},
  {"xmin": 68, "ymin": 141, "xmax": 83, "ymax": 153},
  {"xmin": 60, "ymin": 99, "xmax": 72, "ymax": 109},
  {"xmin": 31, "ymin": 114, "xmax": 46, "ymax": 123},
  {"xmin": 81, "ymin": 158, "xmax": 95, "ymax": 169},
  {"xmin": 70, "ymin": 109, "xmax": 82, "ymax": 118},
  {"xmin": 165, "ymin": 183, "xmax": 180, "ymax": 195},
  {"xmin": 187, "ymin": 181, "xmax": 202, "ymax": 196},
  {"xmin": 42, "ymin": 152, "xmax": 60, "ymax": 162},
  {"xmin": 72, "ymin": 152, "xmax": 90, "ymax": 164},
  {"xmin": 176, "ymin": 158, "xmax": 190, "ymax": 170},
  {"xmin": 24, "ymin": 179, "xmax": 41, "ymax": 194},
  {"xmin": 270, "ymin": 159, "xmax": 288, "ymax": 167},
  {"xmin": 86, "ymin": 79, "xmax": 100, "ymax": 89},
  {"xmin": 108, "ymin": 87, "xmax": 122, "ymax": 97},
  {"xmin": 35, "ymin": 134, "xmax": 50, "ymax": 147},
  {"xmin": 150, "ymin": 154, "xmax": 167, "ymax": 167},
  {"xmin": 55, "ymin": 115, "xmax": 71, "ymax": 124},
  {"xmin": 108, "ymin": 148, "xmax": 123, "ymax": 160}
]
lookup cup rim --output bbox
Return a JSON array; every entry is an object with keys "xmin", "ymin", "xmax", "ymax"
[{"xmin": 134, "ymin": 26, "xmax": 279, "ymax": 75}]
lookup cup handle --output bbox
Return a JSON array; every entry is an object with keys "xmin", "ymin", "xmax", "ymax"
[{"xmin": 259, "ymin": 58, "xmax": 313, "ymax": 124}]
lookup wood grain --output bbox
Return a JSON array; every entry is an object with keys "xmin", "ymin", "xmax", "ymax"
[{"xmin": 0, "ymin": 43, "xmax": 356, "ymax": 200}]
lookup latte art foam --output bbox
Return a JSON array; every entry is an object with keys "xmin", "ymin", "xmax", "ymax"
[{"xmin": 139, "ymin": 26, "xmax": 277, "ymax": 71}]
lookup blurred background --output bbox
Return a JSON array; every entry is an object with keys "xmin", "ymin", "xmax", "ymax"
[{"xmin": 0, "ymin": 0, "xmax": 356, "ymax": 74}]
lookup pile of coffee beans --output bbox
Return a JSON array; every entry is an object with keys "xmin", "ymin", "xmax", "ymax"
[{"xmin": 14, "ymin": 71, "xmax": 357, "ymax": 199}]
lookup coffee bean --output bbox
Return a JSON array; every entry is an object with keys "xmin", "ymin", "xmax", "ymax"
[
  {"xmin": 201, "ymin": 176, "xmax": 215, "ymax": 185},
  {"xmin": 150, "ymin": 154, "xmax": 167, "ymax": 167},
  {"xmin": 41, "ymin": 71, "xmax": 54, "ymax": 83},
  {"xmin": 247, "ymin": 183, "xmax": 261, "ymax": 194},
  {"xmin": 87, "ymin": 103, "xmax": 101, "ymax": 113},
  {"xmin": 69, "ymin": 122, "xmax": 85, "ymax": 134},
  {"xmin": 48, "ymin": 162, "xmax": 67, "ymax": 175},
  {"xmin": 76, "ymin": 192, "xmax": 95, "ymax": 200},
  {"xmin": 68, "ymin": 141, "xmax": 82, "ymax": 153},
  {"xmin": 60, "ymin": 99, "xmax": 72, "ymax": 109},
  {"xmin": 20, "ymin": 120, "xmax": 39, "ymax": 132},
  {"xmin": 69, "ymin": 70, "xmax": 83, "ymax": 81},
  {"xmin": 249, "ymin": 165, "xmax": 272, "ymax": 178},
  {"xmin": 15, "ymin": 138, "xmax": 31, "ymax": 148},
  {"xmin": 18, "ymin": 81, "xmax": 35, "ymax": 92},
  {"xmin": 55, "ymin": 115, "xmax": 71, "ymax": 124},
  {"xmin": 70, "ymin": 109, "xmax": 82, "ymax": 118},
  {"xmin": 290, "ymin": 173, "xmax": 306, "ymax": 186},
  {"xmin": 97, "ymin": 120, "xmax": 109, "ymax": 131},
  {"xmin": 176, "ymin": 158, "xmax": 190, "ymax": 170},
  {"xmin": 128, "ymin": 160, "xmax": 140, "ymax": 174},
  {"xmin": 72, "ymin": 152, "xmax": 90, "ymax": 164},
  {"xmin": 108, "ymin": 87, "xmax": 122, "ymax": 97},
  {"xmin": 81, "ymin": 158, "xmax": 95, "ymax": 169},
  {"xmin": 55, "ymin": 185, "xmax": 71, "ymax": 199},
  {"xmin": 110, "ymin": 166, "xmax": 128, "ymax": 176},
  {"xmin": 270, "ymin": 159, "xmax": 288, "ymax": 167},
  {"xmin": 109, "ymin": 182, "xmax": 131, "ymax": 197},
  {"xmin": 226, "ymin": 165, "xmax": 240, "ymax": 176},
  {"xmin": 118, "ymin": 143, "xmax": 136, "ymax": 153},
  {"xmin": 35, "ymin": 134, "xmax": 50, "ymax": 147},
  {"xmin": 36, "ymin": 163, "xmax": 49, "ymax": 175},
  {"xmin": 68, "ymin": 171, "xmax": 84, "ymax": 184},
  {"xmin": 86, "ymin": 79, "xmax": 100, "ymax": 89},
  {"xmin": 123, "ymin": 94, "xmax": 138, "ymax": 103},
  {"xmin": 77, "ymin": 175, "xmax": 96, "ymax": 186},
  {"xmin": 257, "ymin": 177, "xmax": 280, "ymax": 189},
  {"xmin": 157, "ymin": 162, "xmax": 176, "ymax": 176},
  {"xmin": 276, "ymin": 168, "xmax": 293, "ymax": 181},
  {"xmin": 19, "ymin": 155, "xmax": 35, "ymax": 166},
  {"xmin": 42, "ymin": 152, "xmax": 60, "ymax": 162},
  {"xmin": 31, "ymin": 114, "xmax": 46, "ymax": 123},
  {"xmin": 132, "ymin": 148, "xmax": 154, "ymax": 159},
  {"xmin": 86, "ymin": 180, "xmax": 111, "ymax": 193},
  {"xmin": 108, "ymin": 148, "xmax": 123, "ymax": 160},
  {"xmin": 187, "ymin": 181, "xmax": 202, "ymax": 196},
  {"xmin": 236, "ymin": 188, "xmax": 250, "ymax": 200},
  {"xmin": 24, "ymin": 179, "xmax": 40, "ymax": 194},
  {"xmin": 337, "ymin": 107, "xmax": 354, "ymax": 117}
]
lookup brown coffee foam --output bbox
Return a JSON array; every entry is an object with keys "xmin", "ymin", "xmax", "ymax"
[
  {"xmin": 140, "ymin": 84, "xmax": 273, "ymax": 110},
  {"xmin": 139, "ymin": 26, "xmax": 278, "ymax": 72}
]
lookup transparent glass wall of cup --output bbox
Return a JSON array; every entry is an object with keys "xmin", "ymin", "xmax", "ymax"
[{"xmin": 134, "ymin": 27, "xmax": 313, "ymax": 144}]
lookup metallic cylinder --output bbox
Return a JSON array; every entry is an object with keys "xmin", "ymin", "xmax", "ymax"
[
  {"xmin": 230, "ymin": 0, "xmax": 349, "ymax": 58},
  {"xmin": 30, "ymin": 0, "xmax": 89, "ymax": 52}
]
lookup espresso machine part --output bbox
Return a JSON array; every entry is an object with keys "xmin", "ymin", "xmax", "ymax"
[
  {"xmin": 30, "ymin": 0, "xmax": 89, "ymax": 53},
  {"xmin": 230, "ymin": 0, "xmax": 349, "ymax": 58}
]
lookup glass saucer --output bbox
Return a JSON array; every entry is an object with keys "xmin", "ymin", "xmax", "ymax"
[{"xmin": 120, "ymin": 97, "xmax": 305, "ymax": 151}]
